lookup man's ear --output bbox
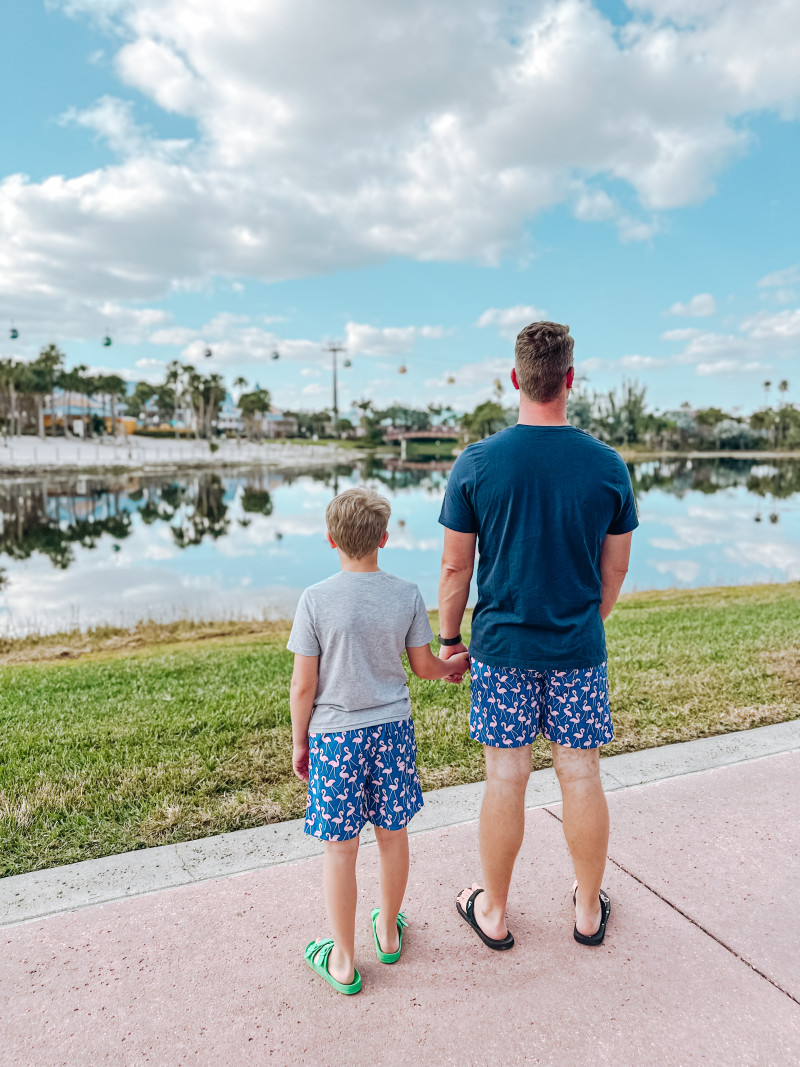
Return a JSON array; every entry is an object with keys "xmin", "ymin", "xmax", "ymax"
[
  {"xmin": 379, "ymin": 530, "xmax": 389, "ymax": 548},
  {"xmin": 510, "ymin": 367, "xmax": 520, "ymax": 391},
  {"xmin": 326, "ymin": 531, "xmax": 337, "ymax": 549},
  {"xmin": 566, "ymin": 366, "xmax": 575, "ymax": 390}
]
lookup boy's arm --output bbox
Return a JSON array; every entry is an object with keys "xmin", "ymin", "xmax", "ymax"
[
  {"xmin": 407, "ymin": 644, "xmax": 470, "ymax": 682},
  {"xmin": 290, "ymin": 653, "xmax": 319, "ymax": 781}
]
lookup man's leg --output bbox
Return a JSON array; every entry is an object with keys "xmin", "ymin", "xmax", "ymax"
[
  {"xmin": 457, "ymin": 744, "xmax": 532, "ymax": 940},
  {"xmin": 551, "ymin": 744, "xmax": 608, "ymax": 937},
  {"xmin": 323, "ymin": 837, "xmax": 359, "ymax": 984}
]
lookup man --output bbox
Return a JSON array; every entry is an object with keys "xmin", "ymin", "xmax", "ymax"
[{"xmin": 437, "ymin": 321, "xmax": 637, "ymax": 949}]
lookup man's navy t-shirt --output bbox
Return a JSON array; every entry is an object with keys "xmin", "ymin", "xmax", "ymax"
[{"xmin": 438, "ymin": 424, "xmax": 638, "ymax": 670}]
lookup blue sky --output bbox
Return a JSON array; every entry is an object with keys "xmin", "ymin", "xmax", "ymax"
[{"xmin": 1, "ymin": 0, "xmax": 799, "ymax": 416}]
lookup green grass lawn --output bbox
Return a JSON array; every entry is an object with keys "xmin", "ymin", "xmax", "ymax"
[{"xmin": 1, "ymin": 583, "xmax": 798, "ymax": 877}]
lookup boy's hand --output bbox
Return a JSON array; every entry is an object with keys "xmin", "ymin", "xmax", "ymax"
[
  {"xmin": 292, "ymin": 741, "xmax": 310, "ymax": 782},
  {"xmin": 444, "ymin": 650, "xmax": 470, "ymax": 683}
]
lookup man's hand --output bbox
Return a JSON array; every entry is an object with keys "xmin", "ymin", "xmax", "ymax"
[
  {"xmin": 442, "ymin": 649, "xmax": 470, "ymax": 683},
  {"xmin": 292, "ymin": 741, "xmax": 310, "ymax": 782},
  {"xmin": 439, "ymin": 640, "xmax": 468, "ymax": 663}
]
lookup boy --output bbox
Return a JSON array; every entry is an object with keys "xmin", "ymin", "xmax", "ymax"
[{"xmin": 289, "ymin": 486, "xmax": 469, "ymax": 995}]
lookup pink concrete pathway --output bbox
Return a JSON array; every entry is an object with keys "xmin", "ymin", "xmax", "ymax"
[{"xmin": 2, "ymin": 752, "xmax": 799, "ymax": 1066}]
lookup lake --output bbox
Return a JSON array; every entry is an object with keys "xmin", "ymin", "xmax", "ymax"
[{"xmin": 1, "ymin": 456, "xmax": 799, "ymax": 635}]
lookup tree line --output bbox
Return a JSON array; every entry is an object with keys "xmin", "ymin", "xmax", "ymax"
[
  {"xmin": 1, "ymin": 344, "xmax": 796, "ymax": 451},
  {"xmin": 0, "ymin": 346, "xmax": 273, "ymax": 441}
]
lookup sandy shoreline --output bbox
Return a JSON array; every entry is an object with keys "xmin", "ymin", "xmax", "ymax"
[{"xmin": 0, "ymin": 435, "xmax": 363, "ymax": 473}]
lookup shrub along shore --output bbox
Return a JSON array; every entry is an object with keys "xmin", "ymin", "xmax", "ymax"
[{"xmin": 1, "ymin": 582, "xmax": 798, "ymax": 878}]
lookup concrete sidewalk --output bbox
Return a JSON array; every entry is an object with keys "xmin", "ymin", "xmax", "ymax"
[{"xmin": 2, "ymin": 726, "xmax": 799, "ymax": 1065}]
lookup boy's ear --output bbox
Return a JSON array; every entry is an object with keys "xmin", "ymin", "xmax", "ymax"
[
  {"xmin": 379, "ymin": 530, "xmax": 389, "ymax": 548},
  {"xmin": 326, "ymin": 531, "xmax": 337, "ymax": 549}
]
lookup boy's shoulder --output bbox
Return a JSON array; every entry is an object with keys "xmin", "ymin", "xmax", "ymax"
[
  {"xmin": 376, "ymin": 569, "xmax": 422, "ymax": 594},
  {"xmin": 300, "ymin": 570, "xmax": 422, "ymax": 602},
  {"xmin": 298, "ymin": 572, "xmax": 343, "ymax": 605}
]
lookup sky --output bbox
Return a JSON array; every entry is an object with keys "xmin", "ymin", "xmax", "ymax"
[{"xmin": 1, "ymin": 0, "xmax": 799, "ymax": 417}]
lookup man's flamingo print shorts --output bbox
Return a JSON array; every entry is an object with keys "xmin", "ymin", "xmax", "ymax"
[
  {"xmin": 469, "ymin": 661, "xmax": 613, "ymax": 749},
  {"xmin": 304, "ymin": 720, "xmax": 423, "ymax": 841}
]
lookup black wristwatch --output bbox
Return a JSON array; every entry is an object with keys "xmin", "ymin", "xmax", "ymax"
[{"xmin": 437, "ymin": 633, "xmax": 463, "ymax": 646}]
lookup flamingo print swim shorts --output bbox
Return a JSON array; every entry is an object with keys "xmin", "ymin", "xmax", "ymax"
[
  {"xmin": 304, "ymin": 720, "xmax": 423, "ymax": 841},
  {"xmin": 469, "ymin": 661, "xmax": 613, "ymax": 749}
]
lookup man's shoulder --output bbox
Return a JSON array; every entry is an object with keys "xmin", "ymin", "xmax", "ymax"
[
  {"xmin": 453, "ymin": 428, "xmax": 515, "ymax": 468},
  {"xmin": 568, "ymin": 428, "xmax": 628, "ymax": 466}
]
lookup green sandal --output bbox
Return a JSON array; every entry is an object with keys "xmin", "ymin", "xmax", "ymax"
[
  {"xmin": 370, "ymin": 909, "xmax": 408, "ymax": 964},
  {"xmin": 304, "ymin": 939, "xmax": 361, "ymax": 995}
]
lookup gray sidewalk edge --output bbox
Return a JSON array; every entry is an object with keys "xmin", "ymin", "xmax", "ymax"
[{"xmin": 2, "ymin": 719, "xmax": 798, "ymax": 929}]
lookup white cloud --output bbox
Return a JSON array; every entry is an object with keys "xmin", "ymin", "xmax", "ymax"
[
  {"xmin": 344, "ymin": 322, "xmax": 446, "ymax": 357},
  {"xmin": 661, "ymin": 327, "xmax": 703, "ymax": 341},
  {"xmin": 475, "ymin": 305, "xmax": 547, "ymax": 340},
  {"xmin": 668, "ymin": 293, "xmax": 717, "ymax": 317},
  {"xmin": 695, "ymin": 359, "xmax": 768, "ymax": 375},
  {"xmin": 757, "ymin": 265, "xmax": 800, "ymax": 289},
  {"xmin": 653, "ymin": 559, "xmax": 702, "ymax": 583},
  {"xmin": 60, "ymin": 95, "xmax": 190, "ymax": 160},
  {"xmin": 740, "ymin": 309, "xmax": 800, "ymax": 339},
  {"xmin": 1, "ymin": 0, "xmax": 799, "ymax": 329},
  {"xmin": 579, "ymin": 354, "xmax": 668, "ymax": 373},
  {"xmin": 571, "ymin": 182, "xmax": 658, "ymax": 242}
]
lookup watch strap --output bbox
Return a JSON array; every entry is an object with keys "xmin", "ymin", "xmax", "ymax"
[{"xmin": 437, "ymin": 633, "xmax": 462, "ymax": 646}]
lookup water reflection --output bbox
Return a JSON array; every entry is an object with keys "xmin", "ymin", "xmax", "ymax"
[{"xmin": 0, "ymin": 457, "xmax": 798, "ymax": 633}]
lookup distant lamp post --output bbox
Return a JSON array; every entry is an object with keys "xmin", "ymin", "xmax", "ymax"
[{"xmin": 325, "ymin": 341, "xmax": 346, "ymax": 435}]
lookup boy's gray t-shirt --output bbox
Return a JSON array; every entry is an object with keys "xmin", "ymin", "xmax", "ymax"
[{"xmin": 287, "ymin": 570, "xmax": 434, "ymax": 734}]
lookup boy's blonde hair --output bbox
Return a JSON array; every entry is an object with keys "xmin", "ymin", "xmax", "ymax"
[{"xmin": 326, "ymin": 487, "xmax": 391, "ymax": 559}]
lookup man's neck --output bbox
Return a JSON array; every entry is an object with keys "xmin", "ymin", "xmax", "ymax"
[
  {"xmin": 339, "ymin": 550, "xmax": 381, "ymax": 573},
  {"xmin": 517, "ymin": 394, "xmax": 569, "ymax": 426}
]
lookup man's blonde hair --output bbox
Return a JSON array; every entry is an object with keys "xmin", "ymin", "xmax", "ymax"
[{"xmin": 326, "ymin": 487, "xmax": 391, "ymax": 559}]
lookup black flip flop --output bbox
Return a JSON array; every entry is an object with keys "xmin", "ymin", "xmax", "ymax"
[
  {"xmin": 572, "ymin": 886, "xmax": 611, "ymax": 946},
  {"xmin": 456, "ymin": 888, "xmax": 515, "ymax": 951}
]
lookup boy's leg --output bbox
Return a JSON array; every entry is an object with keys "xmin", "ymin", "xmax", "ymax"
[
  {"xmin": 373, "ymin": 825, "xmax": 409, "ymax": 954},
  {"xmin": 323, "ymin": 837, "xmax": 360, "ymax": 984}
]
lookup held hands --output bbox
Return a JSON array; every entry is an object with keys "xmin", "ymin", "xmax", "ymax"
[
  {"xmin": 441, "ymin": 647, "xmax": 470, "ymax": 684},
  {"xmin": 292, "ymin": 741, "xmax": 310, "ymax": 782}
]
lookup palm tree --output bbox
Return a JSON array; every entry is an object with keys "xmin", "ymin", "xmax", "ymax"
[
  {"xmin": 165, "ymin": 361, "xmax": 186, "ymax": 438},
  {"xmin": 58, "ymin": 364, "xmax": 88, "ymax": 438},
  {"xmin": 96, "ymin": 374, "xmax": 127, "ymax": 436},
  {"xmin": 777, "ymin": 380, "xmax": 790, "ymax": 446},
  {"xmin": 26, "ymin": 345, "xmax": 64, "ymax": 438},
  {"xmin": 78, "ymin": 372, "xmax": 99, "ymax": 437},
  {"xmin": 763, "ymin": 380, "xmax": 772, "ymax": 408},
  {"xmin": 0, "ymin": 359, "xmax": 23, "ymax": 438}
]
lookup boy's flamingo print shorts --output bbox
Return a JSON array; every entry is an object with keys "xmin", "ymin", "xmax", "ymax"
[
  {"xmin": 304, "ymin": 719, "xmax": 423, "ymax": 841},
  {"xmin": 469, "ymin": 661, "xmax": 613, "ymax": 749}
]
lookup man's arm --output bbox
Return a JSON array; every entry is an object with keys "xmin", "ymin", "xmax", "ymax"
[
  {"xmin": 437, "ymin": 528, "xmax": 477, "ymax": 660},
  {"xmin": 290, "ymin": 653, "xmax": 319, "ymax": 781},
  {"xmin": 600, "ymin": 531, "xmax": 632, "ymax": 621}
]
